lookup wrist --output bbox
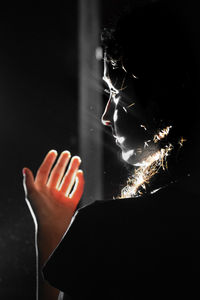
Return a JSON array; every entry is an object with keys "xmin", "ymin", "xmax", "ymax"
[{"xmin": 37, "ymin": 225, "xmax": 67, "ymax": 266}]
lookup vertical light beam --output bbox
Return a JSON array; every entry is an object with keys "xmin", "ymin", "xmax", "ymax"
[{"xmin": 78, "ymin": 0, "xmax": 102, "ymax": 205}]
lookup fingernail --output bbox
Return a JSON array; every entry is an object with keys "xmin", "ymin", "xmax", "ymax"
[
  {"xmin": 50, "ymin": 149, "xmax": 58, "ymax": 155},
  {"xmin": 73, "ymin": 156, "xmax": 81, "ymax": 162},
  {"xmin": 22, "ymin": 168, "xmax": 26, "ymax": 176},
  {"xmin": 62, "ymin": 150, "xmax": 71, "ymax": 156}
]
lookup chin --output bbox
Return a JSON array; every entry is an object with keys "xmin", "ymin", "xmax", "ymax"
[
  {"xmin": 120, "ymin": 144, "xmax": 160, "ymax": 166},
  {"xmin": 121, "ymin": 151, "xmax": 142, "ymax": 166}
]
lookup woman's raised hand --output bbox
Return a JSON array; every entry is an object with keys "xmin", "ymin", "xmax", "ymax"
[{"xmin": 23, "ymin": 150, "xmax": 84, "ymax": 260}]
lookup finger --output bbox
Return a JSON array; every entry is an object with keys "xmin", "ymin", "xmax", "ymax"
[
  {"xmin": 35, "ymin": 150, "xmax": 58, "ymax": 186},
  {"xmin": 23, "ymin": 168, "xmax": 35, "ymax": 198},
  {"xmin": 69, "ymin": 170, "xmax": 85, "ymax": 207},
  {"xmin": 59, "ymin": 156, "xmax": 81, "ymax": 196},
  {"xmin": 47, "ymin": 151, "xmax": 71, "ymax": 188}
]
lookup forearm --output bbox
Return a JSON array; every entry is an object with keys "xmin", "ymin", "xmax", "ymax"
[
  {"xmin": 37, "ymin": 215, "xmax": 72, "ymax": 264},
  {"xmin": 36, "ymin": 216, "xmax": 73, "ymax": 300},
  {"xmin": 36, "ymin": 229, "xmax": 63, "ymax": 300}
]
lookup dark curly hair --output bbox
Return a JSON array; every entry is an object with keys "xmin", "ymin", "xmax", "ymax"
[{"xmin": 101, "ymin": 0, "xmax": 198, "ymax": 142}]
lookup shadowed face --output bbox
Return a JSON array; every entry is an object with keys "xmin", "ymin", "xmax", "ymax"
[
  {"xmin": 100, "ymin": 2, "xmax": 196, "ymax": 167},
  {"xmin": 101, "ymin": 57, "xmax": 161, "ymax": 165}
]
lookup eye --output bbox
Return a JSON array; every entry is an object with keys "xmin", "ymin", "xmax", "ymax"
[
  {"xmin": 104, "ymin": 88, "xmax": 110, "ymax": 95},
  {"xmin": 104, "ymin": 88, "xmax": 118, "ymax": 96},
  {"xmin": 111, "ymin": 89, "xmax": 118, "ymax": 95}
]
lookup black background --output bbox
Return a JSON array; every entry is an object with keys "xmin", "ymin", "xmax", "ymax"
[{"xmin": 0, "ymin": 1, "xmax": 79, "ymax": 299}]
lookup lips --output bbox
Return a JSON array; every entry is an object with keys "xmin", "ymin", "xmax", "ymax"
[{"xmin": 115, "ymin": 139, "xmax": 126, "ymax": 152}]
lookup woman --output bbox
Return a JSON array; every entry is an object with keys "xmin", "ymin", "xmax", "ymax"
[{"xmin": 23, "ymin": 1, "xmax": 200, "ymax": 299}]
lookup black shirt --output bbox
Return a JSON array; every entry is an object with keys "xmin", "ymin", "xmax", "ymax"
[{"xmin": 43, "ymin": 179, "xmax": 200, "ymax": 299}]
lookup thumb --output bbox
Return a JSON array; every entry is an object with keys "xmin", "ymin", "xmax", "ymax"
[{"xmin": 23, "ymin": 167, "xmax": 35, "ymax": 197}]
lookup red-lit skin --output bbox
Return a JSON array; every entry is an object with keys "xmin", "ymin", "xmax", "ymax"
[{"xmin": 23, "ymin": 150, "xmax": 84, "ymax": 300}]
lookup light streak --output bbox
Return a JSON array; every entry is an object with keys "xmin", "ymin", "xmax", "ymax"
[
  {"xmin": 132, "ymin": 73, "xmax": 139, "ymax": 79},
  {"xmin": 119, "ymin": 144, "xmax": 173, "ymax": 198},
  {"xmin": 153, "ymin": 126, "xmax": 172, "ymax": 143},
  {"xmin": 126, "ymin": 102, "xmax": 135, "ymax": 109},
  {"xmin": 120, "ymin": 73, "xmax": 127, "ymax": 91},
  {"xmin": 122, "ymin": 61, "xmax": 127, "ymax": 73},
  {"xmin": 144, "ymin": 140, "xmax": 151, "ymax": 148},
  {"xmin": 123, "ymin": 107, "xmax": 127, "ymax": 113},
  {"xmin": 140, "ymin": 124, "xmax": 147, "ymax": 131}
]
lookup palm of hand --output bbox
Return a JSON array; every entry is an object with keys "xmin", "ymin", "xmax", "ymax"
[{"xmin": 23, "ymin": 150, "xmax": 84, "ymax": 236}]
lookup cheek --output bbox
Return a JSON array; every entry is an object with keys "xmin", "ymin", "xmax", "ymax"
[{"xmin": 114, "ymin": 106, "xmax": 150, "ymax": 149}]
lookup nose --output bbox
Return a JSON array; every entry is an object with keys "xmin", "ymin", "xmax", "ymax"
[{"xmin": 101, "ymin": 98, "xmax": 115, "ymax": 127}]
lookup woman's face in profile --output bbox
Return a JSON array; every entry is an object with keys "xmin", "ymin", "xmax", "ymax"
[{"xmin": 101, "ymin": 59, "xmax": 160, "ymax": 165}]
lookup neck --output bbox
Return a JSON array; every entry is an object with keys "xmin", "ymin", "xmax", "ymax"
[{"xmin": 119, "ymin": 141, "xmax": 198, "ymax": 198}]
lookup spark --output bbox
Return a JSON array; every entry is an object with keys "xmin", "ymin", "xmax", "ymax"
[
  {"xmin": 144, "ymin": 140, "xmax": 151, "ymax": 148},
  {"xmin": 179, "ymin": 137, "xmax": 187, "ymax": 147},
  {"xmin": 132, "ymin": 73, "xmax": 139, "ymax": 79},
  {"xmin": 150, "ymin": 187, "xmax": 162, "ymax": 194},
  {"xmin": 118, "ymin": 86, "xmax": 128, "ymax": 92},
  {"xmin": 140, "ymin": 124, "xmax": 147, "ymax": 131},
  {"xmin": 122, "ymin": 149, "xmax": 135, "ymax": 161},
  {"xmin": 153, "ymin": 126, "xmax": 172, "ymax": 143},
  {"xmin": 119, "ymin": 144, "xmax": 173, "ymax": 198},
  {"xmin": 123, "ymin": 107, "xmax": 127, "ymax": 113},
  {"xmin": 120, "ymin": 73, "xmax": 127, "ymax": 91},
  {"xmin": 121, "ymin": 61, "xmax": 127, "ymax": 73},
  {"xmin": 126, "ymin": 102, "xmax": 135, "ymax": 109}
]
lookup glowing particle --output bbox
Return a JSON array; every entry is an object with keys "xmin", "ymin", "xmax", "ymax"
[
  {"xmin": 132, "ymin": 73, "xmax": 139, "ymax": 79},
  {"xmin": 144, "ymin": 140, "xmax": 151, "ymax": 148},
  {"xmin": 123, "ymin": 107, "xmax": 127, "ymax": 113},
  {"xmin": 122, "ymin": 64, "xmax": 127, "ymax": 73},
  {"xmin": 151, "ymin": 187, "xmax": 162, "ymax": 194},
  {"xmin": 126, "ymin": 102, "xmax": 135, "ymax": 109},
  {"xmin": 120, "ymin": 73, "xmax": 126, "ymax": 90},
  {"xmin": 140, "ymin": 124, "xmax": 147, "ymax": 131},
  {"xmin": 122, "ymin": 149, "xmax": 135, "ymax": 161},
  {"xmin": 179, "ymin": 137, "xmax": 187, "ymax": 147},
  {"xmin": 120, "ymin": 144, "xmax": 173, "ymax": 198},
  {"xmin": 153, "ymin": 126, "xmax": 172, "ymax": 143}
]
